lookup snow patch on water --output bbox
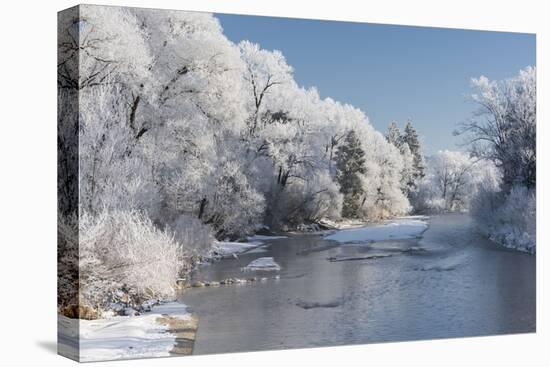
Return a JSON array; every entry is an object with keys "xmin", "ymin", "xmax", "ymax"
[
  {"xmin": 241, "ymin": 257, "xmax": 281, "ymax": 271},
  {"xmin": 325, "ymin": 218, "xmax": 428, "ymax": 244},
  {"xmin": 212, "ymin": 241, "xmax": 264, "ymax": 257}
]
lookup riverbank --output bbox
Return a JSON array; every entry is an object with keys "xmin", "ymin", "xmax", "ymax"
[{"xmin": 58, "ymin": 302, "xmax": 198, "ymax": 362}]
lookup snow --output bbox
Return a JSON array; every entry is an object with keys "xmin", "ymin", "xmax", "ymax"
[
  {"xmin": 241, "ymin": 257, "xmax": 281, "ymax": 271},
  {"xmin": 243, "ymin": 246, "xmax": 269, "ymax": 254},
  {"xmin": 58, "ymin": 302, "xmax": 192, "ymax": 362},
  {"xmin": 325, "ymin": 217, "xmax": 428, "ymax": 244},
  {"xmin": 212, "ymin": 240, "xmax": 264, "ymax": 257},
  {"xmin": 212, "ymin": 235, "xmax": 287, "ymax": 258}
]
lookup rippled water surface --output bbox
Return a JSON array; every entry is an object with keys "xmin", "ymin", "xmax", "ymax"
[{"xmin": 179, "ymin": 214, "xmax": 535, "ymax": 355}]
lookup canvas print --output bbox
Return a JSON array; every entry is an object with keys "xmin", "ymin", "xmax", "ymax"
[{"xmin": 57, "ymin": 4, "xmax": 536, "ymax": 362}]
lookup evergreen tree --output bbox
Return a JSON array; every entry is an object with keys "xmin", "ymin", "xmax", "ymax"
[
  {"xmin": 403, "ymin": 120, "xmax": 425, "ymax": 187},
  {"xmin": 335, "ymin": 130, "xmax": 367, "ymax": 218},
  {"xmin": 386, "ymin": 121, "xmax": 415, "ymax": 197},
  {"xmin": 399, "ymin": 142, "xmax": 415, "ymax": 196},
  {"xmin": 386, "ymin": 121, "xmax": 402, "ymax": 148}
]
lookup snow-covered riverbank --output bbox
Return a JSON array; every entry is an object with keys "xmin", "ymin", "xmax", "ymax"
[{"xmin": 58, "ymin": 302, "xmax": 197, "ymax": 362}]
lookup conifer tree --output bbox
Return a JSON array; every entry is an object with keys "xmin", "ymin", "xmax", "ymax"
[
  {"xmin": 335, "ymin": 130, "xmax": 367, "ymax": 218},
  {"xmin": 402, "ymin": 120, "xmax": 425, "ymax": 188},
  {"xmin": 386, "ymin": 121, "xmax": 415, "ymax": 197},
  {"xmin": 386, "ymin": 121, "xmax": 402, "ymax": 148}
]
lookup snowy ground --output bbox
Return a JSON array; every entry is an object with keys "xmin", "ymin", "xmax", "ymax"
[
  {"xmin": 325, "ymin": 216, "xmax": 429, "ymax": 244},
  {"xmin": 58, "ymin": 302, "xmax": 195, "ymax": 362}
]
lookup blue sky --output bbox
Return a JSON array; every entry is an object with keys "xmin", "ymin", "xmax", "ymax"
[{"xmin": 215, "ymin": 13, "xmax": 535, "ymax": 154}]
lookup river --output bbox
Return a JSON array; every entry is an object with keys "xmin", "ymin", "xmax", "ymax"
[{"xmin": 179, "ymin": 213, "xmax": 535, "ymax": 355}]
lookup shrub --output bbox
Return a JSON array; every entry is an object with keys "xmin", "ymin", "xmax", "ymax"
[
  {"xmin": 471, "ymin": 185, "xmax": 536, "ymax": 254},
  {"xmin": 58, "ymin": 213, "xmax": 79, "ymax": 309},
  {"xmin": 171, "ymin": 214, "xmax": 214, "ymax": 258},
  {"xmin": 78, "ymin": 210, "xmax": 185, "ymax": 310}
]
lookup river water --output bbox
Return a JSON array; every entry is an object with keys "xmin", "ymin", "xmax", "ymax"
[{"xmin": 179, "ymin": 214, "xmax": 535, "ymax": 355}]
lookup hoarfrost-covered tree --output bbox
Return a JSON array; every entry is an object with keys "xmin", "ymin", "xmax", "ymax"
[
  {"xmin": 237, "ymin": 43, "xmax": 346, "ymax": 226},
  {"xmin": 58, "ymin": 6, "xmax": 155, "ymax": 215},
  {"xmin": 363, "ymin": 132, "xmax": 410, "ymax": 218},
  {"xmin": 137, "ymin": 8, "xmax": 248, "ymax": 128},
  {"xmin": 457, "ymin": 66, "xmax": 536, "ymax": 191},
  {"xmin": 386, "ymin": 121, "xmax": 416, "ymax": 198},
  {"xmin": 399, "ymin": 143, "xmax": 416, "ymax": 196},
  {"xmin": 58, "ymin": 6, "xmax": 153, "ymax": 91},
  {"xmin": 459, "ymin": 66, "xmax": 536, "ymax": 253},
  {"xmin": 401, "ymin": 120, "xmax": 426, "ymax": 211},
  {"xmin": 239, "ymin": 41, "xmax": 294, "ymax": 136},
  {"xmin": 132, "ymin": 8, "xmax": 265, "ymax": 236},
  {"xmin": 252, "ymin": 94, "xmax": 342, "ymax": 225},
  {"xmin": 415, "ymin": 150, "xmax": 500, "ymax": 213}
]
